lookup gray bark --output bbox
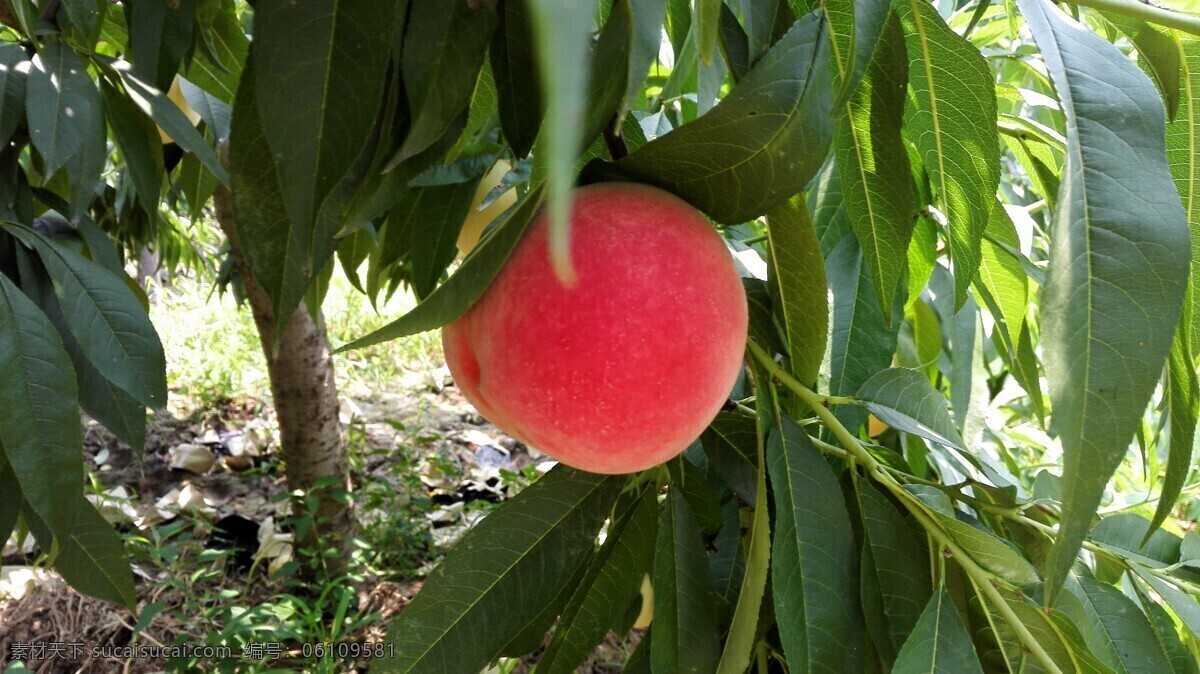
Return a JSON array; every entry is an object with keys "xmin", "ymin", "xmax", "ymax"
[{"xmin": 213, "ymin": 180, "xmax": 354, "ymax": 580}]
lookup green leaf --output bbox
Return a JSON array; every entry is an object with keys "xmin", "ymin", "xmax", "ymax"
[
  {"xmin": 380, "ymin": 466, "xmax": 619, "ymax": 673},
  {"xmin": 1062, "ymin": 574, "xmax": 1172, "ymax": 674},
  {"xmin": 14, "ymin": 249, "xmax": 144, "ymax": 451},
  {"xmin": 0, "ymin": 459, "xmax": 19, "ymax": 548},
  {"xmin": 709, "ymin": 499, "xmax": 747, "ymax": 608},
  {"xmin": 825, "ymin": 0, "xmax": 890, "ymax": 108},
  {"xmin": 0, "ymin": 44, "xmax": 27, "ymax": 146},
  {"xmin": 991, "ymin": 588, "xmax": 1117, "ymax": 673},
  {"xmin": 65, "ymin": 72, "xmax": 107, "ymax": 224},
  {"xmin": 178, "ymin": 150, "xmax": 218, "ymax": 222},
  {"xmin": 896, "ymin": 297, "xmax": 940, "ymax": 382},
  {"xmin": 856, "ymin": 367, "xmax": 965, "ymax": 451},
  {"xmin": 836, "ymin": 13, "xmax": 912, "ymax": 318},
  {"xmin": 114, "ymin": 64, "xmax": 228, "ymax": 184},
  {"xmin": 765, "ymin": 195, "xmax": 826, "ymax": 385},
  {"xmin": 228, "ymin": 56, "xmax": 333, "ymax": 342},
  {"xmin": 446, "ymin": 60, "xmax": 498, "ymax": 163},
  {"xmin": 404, "ymin": 179, "xmax": 485, "ymax": 300},
  {"xmin": 100, "ymin": 77, "xmax": 164, "ymax": 221},
  {"xmin": 26, "ymin": 40, "xmax": 100, "ymax": 176},
  {"xmin": 183, "ymin": 1, "xmax": 247, "ymax": 105},
  {"xmin": 10, "ymin": 225, "xmax": 167, "ymax": 408},
  {"xmin": 652, "ymin": 486, "xmax": 720, "ymax": 673},
  {"xmin": 906, "ymin": 214, "xmax": 937, "ymax": 304},
  {"xmin": 827, "ymin": 233, "xmax": 900, "ymax": 433},
  {"xmin": 393, "ymin": 2, "xmax": 494, "ymax": 167},
  {"xmin": 335, "ymin": 183, "xmax": 544, "ymax": 351},
  {"xmin": 124, "ymin": 0, "xmax": 195, "ymax": 91},
  {"xmin": 696, "ymin": 0, "xmax": 721, "ymax": 66},
  {"xmin": 896, "ymin": 0, "xmax": 999, "ymax": 308},
  {"xmin": 857, "ymin": 480, "xmax": 931, "ymax": 665},
  {"xmin": 602, "ymin": 12, "xmax": 832, "ymax": 225},
  {"xmin": 768, "ymin": 416, "xmax": 861, "ymax": 671},
  {"xmin": 620, "ymin": 0, "xmax": 668, "ymax": 122},
  {"xmin": 524, "ymin": 0, "xmax": 589, "ymax": 282},
  {"xmin": 699, "ymin": 411, "xmax": 759, "ymax": 504},
  {"xmin": 715, "ymin": 406, "xmax": 770, "ymax": 674},
  {"xmin": 0, "ymin": 273, "xmax": 81, "ymax": 544},
  {"xmin": 1104, "ymin": 14, "xmax": 1180, "ymax": 121},
  {"xmin": 1168, "ymin": 33, "xmax": 1200, "ymax": 356},
  {"xmin": 809, "ymin": 156, "xmax": 850, "ymax": 256},
  {"xmin": 538, "ymin": 488, "xmax": 658, "ymax": 674},
  {"xmin": 254, "ymin": 0, "xmax": 394, "ymax": 283},
  {"xmin": 935, "ymin": 516, "xmax": 1039, "ymax": 587},
  {"xmin": 336, "ymin": 223, "xmax": 376, "ymax": 294},
  {"xmin": 1012, "ymin": 321, "xmax": 1047, "ymax": 425},
  {"xmin": 23, "ymin": 496, "xmax": 136, "ymax": 610},
  {"xmin": 1090, "ymin": 513, "xmax": 1182, "ymax": 566},
  {"xmin": 490, "ymin": 0, "xmax": 541, "ymax": 159},
  {"xmin": 1018, "ymin": 0, "xmax": 1192, "ymax": 605},
  {"xmin": 893, "ymin": 586, "xmax": 984, "ymax": 674},
  {"xmin": 973, "ymin": 199, "xmax": 1027, "ymax": 352},
  {"xmin": 1131, "ymin": 564, "xmax": 1200, "ymax": 640},
  {"xmin": 1148, "ymin": 314, "xmax": 1198, "ymax": 541},
  {"xmin": 1132, "ymin": 578, "xmax": 1200, "ymax": 674}
]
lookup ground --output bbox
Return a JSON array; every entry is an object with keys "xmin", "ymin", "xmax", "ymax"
[{"xmin": 0, "ymin": 269, "xmax": 641, "ymax": 673}]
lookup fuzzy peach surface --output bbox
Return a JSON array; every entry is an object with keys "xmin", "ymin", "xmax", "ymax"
[{"xmin": 442, "ymin": 183, "xmax": 749, "ymax": 474}]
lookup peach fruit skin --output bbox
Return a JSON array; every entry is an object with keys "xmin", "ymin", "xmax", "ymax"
[{"xmin": 441, "ymin": 182, "xmax": 749, "ymax": 474}]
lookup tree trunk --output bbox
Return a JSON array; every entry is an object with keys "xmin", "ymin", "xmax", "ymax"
[{"xmin": 213, "ymin": 181, "xmax": 354, "ymax": 581}]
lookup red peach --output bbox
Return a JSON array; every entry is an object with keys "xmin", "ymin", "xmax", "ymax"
[{"xmin": 442, "ymin": 183, "xmax": 748, "ymax": 474}]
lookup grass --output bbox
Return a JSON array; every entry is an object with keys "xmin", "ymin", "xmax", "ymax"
[{"xmin": 152, "ymin": 264, "xmax": 442, "ymax": 408}]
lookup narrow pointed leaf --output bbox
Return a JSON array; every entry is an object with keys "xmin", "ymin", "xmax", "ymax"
[
  {"xmin": 124, "ymin": 0, "xmax": 195, "ymax": 91},
  {"xmin": 652, "ymin": 487, "xmax": 720, "ymax": 673},
  {"xmin": 252, "ymin": 0, "xmax": 393, "ymax": 280},
  {"xmin": 827, "ymin": 233, "xmax": 900, "ymax": 433},
  {"xmin": 23, "ymin": 497, "xmax": 135, "ymax": 610},
  {"xmin": 1132, "ymin": 579, "xmax": 1200, "ymax": 674},
  {"xmin": 825, "ymin": 0, "xmax": 890, "ymax": 107},
  {"xmin": 100, "ymin": 78, "xmax": 164, "ymax": 219},
  {"xmin": 27, "ymin": 40, "xmax": 100, "ymax": 176},
  {"xmin": 10, "ymin": 225, "xmax": 167, "ymax": 408},
  {"xmin": 857, "ymin": 367, "xmax": 965, "ymax": 451},
  {"xmin": 229, "ymin": 57, "xmax": 331, "ymax": 338},
  {"xmin": 715, "ymin": 408, "xmax": 770, "ymax": 674},
  {"xmin": 603, "ymin": 12, "xmax": 832, "ymax": 225},
  {"xmin": 1148, "ymin": 314, "xmax": 1198, "ymax": 540},
  {"xmin": 380, "ymin": 467, "xmax": 619, "ymax": 673},
  {"xmin": 620, "ymin": 0, "xmax": 668, "ymax": 122},
  {"xmin": 1018, "ymin": 0, "xmax": 1191, "ymax": 605},
  {"xmin": 335, "ymin": 184, "xmax": 544, "ymax": 351},
  {"xmin": 1062, "ymin": 574, "xmax": 1172, "ymax": 674},
  {"xmin": 538, "ymin": 489, "xmax": 658, "ymax": 674},
  {"xmin": 394, "ymin": 2, "xmax": 494, "ymax": 167},
  {"xmin": 893, "ymin": 586, "xmax": 984, "ymax": 674},
  {"xmin": 836, "ymin": 13, "xmax": 912, "ymax": 317},
  {"xmin": 973, "ymin": 199, "xmax": 1027, "ymax": 351},
  {"xmin": 765, "ymin": 195, "xmax": 827, "ymax": 385},
  {"xmin": 0, "ymin": 44, "xmax": 27, "ymax": 146},
  {"xmin": 15, "ymin": 251, "xmax": 144, "ymax": 452},
  {"xmin": 0, "ymin": 274, "xmax": 81, "ymax": 544},
  {"xmin": 768, "ymin": 416, "xmax": 861, "ymax": 672},
  {"xmin": 897, "ymin": 0, "xmax": 999, "ymax": 307},
  {"xmin": 1167, "ymin": 33, "xmax": 1200, "ymax": 355},
  {"xmin": 858, "ymin": 480, "xmax": 931, "ymax": 664},
  {"xmin": 527, "ymin": 0, "xmax": 590, "ymax": 281},
  {"xmin": 183, "ymin": 3, "xmax": 247, "ymax": 105},
  {"xmin": 115, "ymin": 64, "xmax": 228, "ymax": 184}
]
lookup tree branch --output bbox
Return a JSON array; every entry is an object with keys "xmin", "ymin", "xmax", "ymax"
[{"xmin": 1065, "ymin": 0, "xmax": 1200, "ymax": 38}]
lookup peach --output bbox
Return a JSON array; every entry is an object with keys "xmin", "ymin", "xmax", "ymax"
[{"xmin": 442, "ymin": 183, "xmax": 748, "ymax": 474}]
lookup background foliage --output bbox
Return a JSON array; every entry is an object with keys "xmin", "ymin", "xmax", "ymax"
[{"xmin": 4, "ymin": 0, "xmax": 1200, "ymax": 672}]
